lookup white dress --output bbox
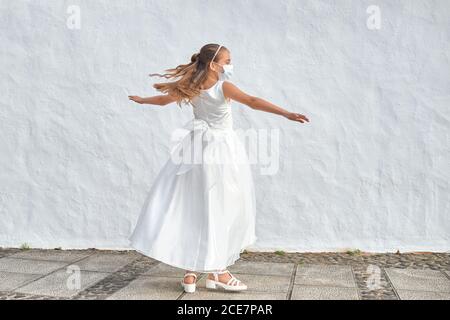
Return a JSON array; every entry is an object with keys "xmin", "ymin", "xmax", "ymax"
[{"xmin": 128, "ymin": 80, "xmax": 257, "ymax": 272}]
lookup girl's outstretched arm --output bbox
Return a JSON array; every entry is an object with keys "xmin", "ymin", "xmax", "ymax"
[
  {"xmin": 128, "ymin": 94, "xmax": 177, "ymax": 106},
  {"xmin": 223, "ymin": 81, "xmax": 309, "ymax": 123}
]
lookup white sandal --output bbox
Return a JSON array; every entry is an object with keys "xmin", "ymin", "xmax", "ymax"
[
  {"xmin": 181, "ymin": 272, "xmax": 197, "ymax": 293},
  {"xmin": 206, "ymin": 269, "xmax": 247, "ymax": 291}
]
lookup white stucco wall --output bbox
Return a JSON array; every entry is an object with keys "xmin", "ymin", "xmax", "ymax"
[{"xmin": 1, "ymin": 0, "xmax": 449, "ymax": 252}]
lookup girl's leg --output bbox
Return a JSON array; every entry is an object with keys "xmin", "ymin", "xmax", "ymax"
[{"xmin": 207, "ymin": 269, "xmax": 232, "ymax": 283}]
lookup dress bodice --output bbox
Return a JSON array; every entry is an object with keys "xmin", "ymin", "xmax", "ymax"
[{"xmin": 190, "ymin": 80, "xmax": 233, "ymax": 129}]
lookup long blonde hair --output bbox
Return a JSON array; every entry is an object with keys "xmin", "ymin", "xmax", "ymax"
[{"xmin": 149, "ymin": 43, "xmax": 228, "ymax": 108}]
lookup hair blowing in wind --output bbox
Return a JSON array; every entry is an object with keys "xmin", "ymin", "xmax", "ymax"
[{"xmin": 149, "ymin": 43, "xmax": 228, "ymax": 108}]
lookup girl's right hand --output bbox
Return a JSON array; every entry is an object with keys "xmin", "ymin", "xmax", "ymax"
[
  {"xmin": 283, "ymin": 112, "xmax": 309, "ymax": 123},
  {"xmin": 128, "ymin": 96, "xmax": 144, "ymax": 104}
]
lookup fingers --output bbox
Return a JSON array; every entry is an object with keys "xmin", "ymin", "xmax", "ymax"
[
  {"xmin": 288, "ymin": 113, "xmax": 309, "ymax": 123},
  {"xmin": 295, "ymin": 113, "xmax": 309, "ymax": 121},
  {"xmin": 301, "ymin": 115, "xmax": 309, "ymax": 122},
  {"xmin": 128, "ymin": 96, "xmax": 139, "ymax": 103},
  {"xmin": 292, "ymin": 113, "xmax": 309, "ymax": 123}
]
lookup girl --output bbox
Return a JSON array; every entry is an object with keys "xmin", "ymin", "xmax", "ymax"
[{"xmin": 128, "ymin": 43, "xmax": 309, "ymax": 293}]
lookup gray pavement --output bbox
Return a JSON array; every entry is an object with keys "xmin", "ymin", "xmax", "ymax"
[{"xmin": 0, "ymin": 248, "xmax": 449, "ymax": 300}]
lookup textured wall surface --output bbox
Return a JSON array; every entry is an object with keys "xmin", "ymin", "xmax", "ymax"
[{"xmin": 1, "ymin": 0, "xmax": 449, "ymax": 252}]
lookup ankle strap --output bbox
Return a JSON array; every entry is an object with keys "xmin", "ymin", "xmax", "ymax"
[{"xmin": 184, "ymin": 273, "xmax": 197, "ymax": 278}]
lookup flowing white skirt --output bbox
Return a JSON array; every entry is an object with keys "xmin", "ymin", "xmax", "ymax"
[{"xmin": 128, "ymin": 118, "xmax": 257, "ymax": 272}]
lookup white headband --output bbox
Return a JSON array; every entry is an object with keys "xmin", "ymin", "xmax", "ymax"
[{"xmin": 211, "ymin": 45, "xmax": 222, "ymax": 64}]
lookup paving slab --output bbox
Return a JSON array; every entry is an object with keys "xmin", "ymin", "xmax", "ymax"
[
  {"xmin": 181, "ymin": 288, "xmax": 287, "ymax": 300},
  {"xmin": 291, "ymin": 285, "xmax": 359, "ymax": 300},
  {"xmin": 0, "ymin": 257, "xmax": 68, "ymax": 275},
  {"xmin": 68, "ymin": 253, "xmax": 137, "ymax": 273},
  {"xmin": 0, "ymin": 271, "xmax": 42, "ymax": 291},
  {"xmin": 385, "ymin": 268, "xmax": 450, "ymax": 292},
  {"xmin": 228, "ymin": 261, "xmax": 295, "ymax": 276},
  {"xmin": 14, "ymin": 269, "xmax": 110, "ymax": 298},
  {"xmin": 1, "ymin": 249, "xmax": 448, "ymax": 300},
  {"xmin": 196, "ymin": 273, "xmax": 291, "ymax": 293},
  {"xmin": 143, "ymin": 263, "xmax": 186, "ymax": 277},
  {"xmin": 8, "ymin": 250, "xmax": 92, "ymax": 262},
  {"xmin": 106, "ymin": 276, "xmax": 184, "ymax": 300},
  {"xmin": 396, "ymin": 289, "xmax": 450, "ymax": 300},
  {"xmin": 295, "ymin": 264, "xmax": 356, "ymax": 288}
]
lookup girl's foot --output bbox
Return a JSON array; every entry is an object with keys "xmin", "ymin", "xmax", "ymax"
[
  {"xmin": 181, "ymin": 271, "xmax": 198, "ymax": 293},
  {"xmin": 206, "ymin": 269, "xmax": 247, "ymax": 291},
  {"xmin": 183, "ymin": 271, "xmax": 197, "ymax": 284}
]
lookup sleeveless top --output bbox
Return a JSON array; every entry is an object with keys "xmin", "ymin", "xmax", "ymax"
[{"xmin": 190, "ymin": 80, "xmax": 233, "ymax": 130}]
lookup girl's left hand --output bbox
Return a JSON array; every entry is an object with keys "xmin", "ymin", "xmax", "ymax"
[
  {"xmin": 284, "ymin": 112, "xmax": 309, "ymax": 123},
  {"xmin": 128, "ymin": 96, "xmax": 144, "ymax": 104}
]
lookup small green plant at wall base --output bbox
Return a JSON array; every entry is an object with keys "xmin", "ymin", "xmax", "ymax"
[
  {"xmin": 54, "ymin": 247, "xmax": 62, "ymax": 250},
  {"xmin": 275, "ymin": 250, "xmax": 285, "ymax": 256},
  {"xmin": 20, "ymin": 243, "xmax": 30, "ymax": 250},
  {"xmin": 346, "ymin": 249, "xmax": 362, "ymax": 256}
]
